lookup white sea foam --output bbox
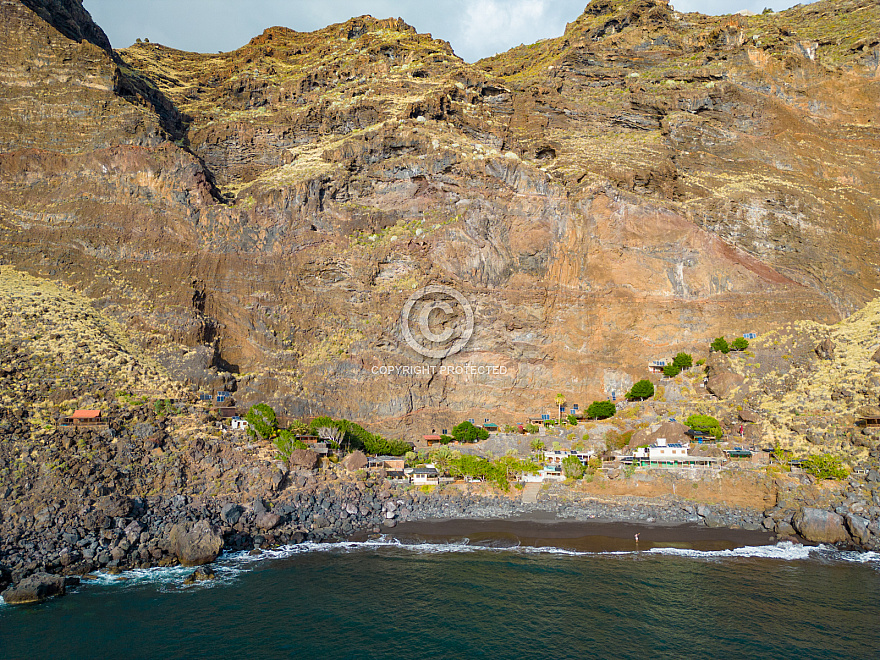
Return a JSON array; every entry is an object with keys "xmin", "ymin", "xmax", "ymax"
[{"xmin": 24, "ymin": 539, "xmax": 879, "ymax": 595}]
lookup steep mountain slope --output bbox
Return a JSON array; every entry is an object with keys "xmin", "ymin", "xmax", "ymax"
[{"xmin": 0, "ymin": 0, "xmax": 878, "ymax": 439}]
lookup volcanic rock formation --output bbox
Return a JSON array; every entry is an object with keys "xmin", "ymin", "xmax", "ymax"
[{"xmin": 1, "ymin": 0, "xmax": 878, "ymax": 438}]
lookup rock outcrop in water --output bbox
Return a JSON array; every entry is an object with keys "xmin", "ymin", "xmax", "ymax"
[{"xmin": 1, "ymin": 0, "xmax": 878, "ymax": 436}]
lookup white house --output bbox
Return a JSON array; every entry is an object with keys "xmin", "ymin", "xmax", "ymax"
[
  {"xmin": 409, "ymin": 465, "xmax": 441, "ymax": 485},
  {"xmin": 543, "ymin": 449, "xmax": 595, "ymax": 466},
  {"xmin": 231, "ymin": 417, "xmax": 249, "ymax": 431},
  {"xmin": 631, "ymin": 438, "xmax": 720, "ymax": 469}
]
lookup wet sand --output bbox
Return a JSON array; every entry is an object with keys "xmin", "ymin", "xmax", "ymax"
[{"xmin": 367, "ymin": 513, "xmax": 778, "ymax": 553}]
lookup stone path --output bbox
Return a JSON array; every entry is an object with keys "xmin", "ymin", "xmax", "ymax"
[{"xmin": 521, "ymin": 482, "xmax": 541, "ymax": 504}]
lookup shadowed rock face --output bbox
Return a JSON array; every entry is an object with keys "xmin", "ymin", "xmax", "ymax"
[{"xmin": 0, "ymin": 0, "xmax": 878, "ymax": 438}]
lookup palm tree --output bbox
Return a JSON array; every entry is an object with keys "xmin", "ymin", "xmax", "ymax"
[{"xmin": 555, "ymin": 393, "xmax": 566, "ymax": 422}]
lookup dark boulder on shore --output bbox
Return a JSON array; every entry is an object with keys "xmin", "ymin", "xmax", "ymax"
[
  {"xmin": 0, "ymin": 563, "xmax": 11, "ymax": 591},
  {"xmin": 221, "ymin": 502, "xmax": 243, "ymax": 525},
  {"xmin": 792, "ymin": 507, "xmax": 850, "ymax": 544},
  {"xmin": 183, "ymin": 566, "xmax": 216, "ymax": 585},
  {"xmin": 1, "ymin": 572, "xmax": 65, "ymax": 605},
  {"xmin": 166, "ymin": 520, "xmax": 224, "ymax": 566},
  {"xmin": 256, "ymin": 512, "xmax": 281, "ymax": 530}
]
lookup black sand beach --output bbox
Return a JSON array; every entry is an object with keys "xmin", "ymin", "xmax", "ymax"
[{"xmin": 360, "ymin": 513, "xmax": 779, "ymax": 553}]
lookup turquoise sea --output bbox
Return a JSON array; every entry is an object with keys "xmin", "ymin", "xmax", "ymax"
[{"xmin": 2, "ymin": 536, "xmax": 879, "ymax": 659}]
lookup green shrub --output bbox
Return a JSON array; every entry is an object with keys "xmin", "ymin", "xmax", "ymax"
[
  {"xmin": 696, "ymin": 358, "xmax": 706, "ymax": 366},
  {"xmin": 626, "ymin": 379, "xmax": 654, "ymax": 400},
  {"xmin": 605, "ymin": 429, "xmax": 634, "ymax": 451},
  {"xmin": 273, "ymin": 429, "xmax": 308, "ymax": 460},
  {"xmin": 452, "ymin": 421, "xmax": 489, "ymax": 443},
  {"xmin": 673, "ymin": 352, "xmax": 693, "ymax": 369},
  {"xmin": 504, "ymin": 425, "xmax": 516, "ymax": 433},
  {"xmin": 686, "ymin": 414, "xmax": 722, "ymax": 439},
  {"xmin": 561, "ymin": 455, "xmax": 585, "ymax": 479},
  {"xmin": 731, "ymin": 337, "xmax": 749, "ymax": 351},
  {"xmin": 567, "ymin": 413, "xmax": 578, "ymax": 425},
  {"xmin": 662, "ymin": 363, "xmax": 681, "ymax": 378},
  {"xmin": 586, "ymin": 400, "xmax": 616, "ymax": 420},
  {"xmin": 711, "ymin": 337, "xmax": 730, "ymax": 353},
  {"xmin": 246, "ymin": 403, "xmax": 278, "ymax": 440},
  {"xmin": 803, "ymin": 453, "xmax": 848, "ymax": 480},
  {"xmin": 525, "ymin": 423, "xmax": 539, "ymax": 434}
]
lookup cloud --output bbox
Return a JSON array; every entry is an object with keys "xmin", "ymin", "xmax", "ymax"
[
  {"xmin": 82, "ymin": 1, "xmax": 816, "ymax": 61},
  {"xmin": 458, "ymin": 0, "xmax": 560, "ymax": 60}
]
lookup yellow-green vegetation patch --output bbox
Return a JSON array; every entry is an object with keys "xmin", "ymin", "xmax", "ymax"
[{"xmin": 0, "ymin": 267, "xmax": 179, "ymax": 436}]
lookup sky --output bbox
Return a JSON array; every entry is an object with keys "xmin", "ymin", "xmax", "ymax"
[{"xmin": 83, "ymin": 1, "xmax": 814, "ymax": 62}]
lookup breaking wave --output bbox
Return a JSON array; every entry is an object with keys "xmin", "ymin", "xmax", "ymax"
[{"xmin": 2, "ymin": 539, "xmax": 873, "ymax": 604}]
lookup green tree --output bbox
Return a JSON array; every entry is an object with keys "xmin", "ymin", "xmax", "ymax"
[
  {"xmin": 673, "ymin": 352, "xmax": 693, "ymax": 369},
  {"xmin": 567, "ymin": 413, "xmax": 578, "ymax": 425},
  {"xmin": 273, "ymin": 429, "xmax": 308, "ymax": 460},
  {"xmin": 245, "ymin": 403, "xmax": 277, "ymax": 440},
  {"xmin": 530, "ymin": 438, "xmax": 545, "ymax": 453},
  {"xmin": 662, "ymin": 363, "xmax": 681, "ymax": 378},
  {"xmin": 452, "ymin": 421, "xmax": 489, "ymax": 443},
  {"xmin": 731, "ymin": 337, "xmax": 749, "ymax": 351},
  {"xmin": 803, "ymin": 453, "xmax": 848, "ymax": 480},
  {"xmin": 686, "ymin": 414, "xmax": 722, "ymax": 439},
  {"xmin": 525, "ymin": 423, "xmax": 539, "ymax": 434},
  {"xmin": 626, "ymin": 379, "xmax": 655, "ymax": 401},
  {"xmin": 586, "ymin": 400, "xmax": 616, "ymax": 420},
  {"xmin": 711, "ymin": 337, "xmax": 730, "ymax": 353},
  {"xmin": 561, "ymin": 455, "xmax": 585, "ymax": 479}
]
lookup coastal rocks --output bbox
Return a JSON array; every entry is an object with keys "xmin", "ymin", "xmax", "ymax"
[
  {"xmin": 342, "ymin": 451, "xmax": 368, "ymax": 472},
  {"xmin": 182, "ymin": 566, "xmax": 216, "ymax": 584},
  {"xmin": 166, "ymin": 520, "xmax": 224, "ymax": 566},
  {"xmin": 792, "ymin": 507, "xmax": 850, "ymax": 544},
  {"xmin": 1, "ymin": 572, "xmax": 65, "ymax": 605},
  {"xmin": 696, "ymin": 504, "xmax": 725, "ymax": 528},
  {"xmin": 0, "ymin": 563, "xmax": 11, "ymax": 590},
  {"xmin": 255, "ymin": 512, "xmax": 281, "ymax": 530},
  {"xmin": 844, "ymin": 514, "xmax": 873, "ymax": 547},
  {"xmin": 221, "ymin": 502, "xmax": 243, "ymax": 525}
]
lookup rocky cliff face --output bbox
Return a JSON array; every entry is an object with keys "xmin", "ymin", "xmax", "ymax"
[{"xmin": 1, "ymin": 0, "xmax": 878, "ymax": 438}]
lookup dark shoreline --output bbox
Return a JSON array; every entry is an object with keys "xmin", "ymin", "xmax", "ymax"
[{"xmin": 357, "ymin": 514, "xmax": 780, "ymax": 554}]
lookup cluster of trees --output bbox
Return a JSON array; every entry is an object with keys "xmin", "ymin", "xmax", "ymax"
[
  {"xmin": 425, "ymin": 449, "xmax": 539, "ymax": 490},
  {"xmin": 711, "ymin": 336, "xmax": 749, "ymax": 354},
  {"xmin": 662, "ymin": 352, "xmax": 693, "ymax": 378},
  {"xmin": 436, "ymin": 420, "xmax": 490, "ymax": 445},
  {"xmin": 244, "ymin": 404, "xmax": 412, "ymax": 459}
]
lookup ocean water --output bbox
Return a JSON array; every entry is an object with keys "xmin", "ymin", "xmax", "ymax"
[{"xmin": 1, "ymin": 539, "xmax": 879, "ymax": 659}]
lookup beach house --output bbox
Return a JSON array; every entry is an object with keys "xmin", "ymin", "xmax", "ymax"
[{"xmin": 631, "ymin": 438, "xmax": 721, "ymax": 469}]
